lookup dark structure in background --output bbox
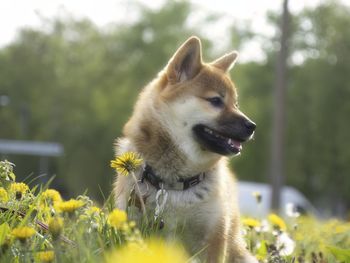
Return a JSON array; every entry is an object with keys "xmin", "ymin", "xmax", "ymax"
[
  {"xmin": 0, "ymin": 139, "xmax": 63, "ymax": 182},
  {"xmin": 270, "ymin": 0, "xmax": 290, "ymax": 211}
]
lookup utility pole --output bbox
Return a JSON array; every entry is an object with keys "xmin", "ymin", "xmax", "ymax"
[{"xmin": 270, "ymin": 0, "xmax": 290, "ymax": 211}]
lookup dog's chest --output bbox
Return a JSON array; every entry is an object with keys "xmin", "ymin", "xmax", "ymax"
[{"xmin": 140, "ymin": 187, "xmax": 222, "ymax": 251}]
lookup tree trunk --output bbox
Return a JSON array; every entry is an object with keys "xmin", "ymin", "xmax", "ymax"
[{"xmin": 270, "ymin": 0, "xmax": 290, "ymax": 211}]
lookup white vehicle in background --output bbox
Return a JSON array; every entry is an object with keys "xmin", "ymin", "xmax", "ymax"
[{"xmin": 238, "ymin": 181, "xmax": 320, "ymax": 218}]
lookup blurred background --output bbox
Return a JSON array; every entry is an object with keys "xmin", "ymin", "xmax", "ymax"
[{"xmin": 0, "ymin": 0, "xmax": 349, "ymax": 218}]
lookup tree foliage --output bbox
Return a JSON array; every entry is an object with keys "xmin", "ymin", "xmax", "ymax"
[
  {"xmin": 286, "ymin": 2, "xmax": 350, "ymax": 213},
  {"xmin": 0, "ymin": 1, "xmax": 211, "ymax": 199},
  {"xmin": 233, "ymin": 1, "xmax": 350, "ymax": 214}
]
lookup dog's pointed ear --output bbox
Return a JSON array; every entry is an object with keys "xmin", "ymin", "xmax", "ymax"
[
  {"xmin": 166, "ymin": 36, "xmax": 202, "ymax": 84},
  {"xmin": 211, "ymin": 51, "xmax": 238, "ymax": 72}
]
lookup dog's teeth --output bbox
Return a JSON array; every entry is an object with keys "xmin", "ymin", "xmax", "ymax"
[
  {"xmin": 205, "ymin": 128, "xmax": 213, "ymax": 134},
  {"xmin": 228, "ymin": 139, "xmax": 232, "ymax": 145}
]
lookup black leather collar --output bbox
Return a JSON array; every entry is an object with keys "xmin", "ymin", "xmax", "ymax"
[{"xmin": 141, "ymin": 164, "xmax": 205, "ymax": 191}]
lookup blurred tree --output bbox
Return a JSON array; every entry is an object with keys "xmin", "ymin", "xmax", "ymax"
[
  {"xmin": 230, "ymin": 61, "xmax": 274, "ymax": 183},
  {"xmin": 270, "ymin": 0, "xmax": 290, "ymax": 211},
  {"xmin": 0, "ymin": 1, "xmax": 212, "ymax": 200},
  {"xmin": 233, "ymin": 0, "xmax": 350, "ymax": 215},
  {"xmin": 286, "ymin": 1, "xmax": 350, "ymax": 215}
]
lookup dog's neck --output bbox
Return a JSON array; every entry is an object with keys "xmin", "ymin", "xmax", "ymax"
[
  {"xmin": 136, "ymin": 128, "xmax": 200, "ymax": 180},
  {"xmin": 124, "ymin": 120, "xmax": 219, "ymax": 181}
]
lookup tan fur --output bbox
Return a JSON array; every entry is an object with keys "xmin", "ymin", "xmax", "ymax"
[{"xmin": 113, "ymin": 37, "xmax": 257, "ymax": 263}]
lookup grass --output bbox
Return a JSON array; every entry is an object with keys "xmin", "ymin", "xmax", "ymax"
[{"xmin": 0, "ymin": 159, "xmax": 349, "ymax": 263}]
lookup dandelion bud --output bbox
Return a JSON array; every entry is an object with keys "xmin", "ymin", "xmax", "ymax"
[{"xmin": 48, "ymin": 217, "xmax": 63, "ymax": 240}]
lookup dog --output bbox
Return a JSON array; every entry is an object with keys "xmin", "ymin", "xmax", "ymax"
[{"xmin": 113, "ymin": 36, "xmax": 257, "ymax": 263}]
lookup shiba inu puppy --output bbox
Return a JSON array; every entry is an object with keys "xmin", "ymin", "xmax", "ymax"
[{"xmin": 114, "ymin": 36, "xmax": 257, "ymax": 263}]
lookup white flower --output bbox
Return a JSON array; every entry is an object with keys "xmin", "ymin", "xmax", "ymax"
[
  {"xmin": 276, "ymin": 232, "xmax": 295, "ymax": 256},
  {"xmin": 285, "ymin": 202, "xmax": 300, "ymax": 218},
  {"xmin": 256, "ymin": 219, "xmax": 270, "ymax": 233}
]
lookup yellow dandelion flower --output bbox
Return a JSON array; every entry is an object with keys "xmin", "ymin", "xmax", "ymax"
[
  {"xmin": 57, "ymin": 199, "xmax": 84, "ymax": 213},
  {"xmin": 126, "ymin": 241, "xmax": 144, "ymax": 251},
  {"xmin": 48, "ymin": 217, "xmax": 63, "ymax": 239},
  {"xmin": 110, "ymin": 152, "xmax": 142, "ymax": 176},
  {"xmin": 242, "ymin": 218, "xmax": 261, "ymax": 228},
  {"xmin": 11, "ymin": 226, "xmax": 36, "ymax": 241},
  {"xmin": 36, "ymin": 251, "xmax": 55, "ymax": 262},
  {"xmin": 108, "ymin": 209, "xmax": 127, "ymax": 229},
  {"xmin": 335, "ymin": 224, "xmax": 350, "ymax": 234},
  {"xmin": 42, "ymin": 189, "xmax": 62, "ymax": 204},
  {"xmin": 268, "ymin": 213, "xmax": 287, "ymax": 231},
  {"xmin": 86, "ymin": 206, "xmax": 101, "ymax": 215},
  {"xmin": 10, "ymin": 182, "xmax": 29, "ymax": 199},
  {"xmin": 0, "ymin": 187, "xmax": 8, "ymax": 202},
  {"xmin": 106, "ymin": 239, "xmax": 189, "ymax": 263},
  {"xmin": 10, "ymin": 182, "xmax": 29, "ymax": 193}
]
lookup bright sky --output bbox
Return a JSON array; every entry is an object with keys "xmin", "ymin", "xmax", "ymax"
[{"xmin": 0, "ymin": 0, "xmax": 342, "ymax": 61}]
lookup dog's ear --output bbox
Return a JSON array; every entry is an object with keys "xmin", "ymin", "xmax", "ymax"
[
  {"xmin": 166, "ymin": 36, "xmax": 202, "ymax": 84},
  {"xmin": 211, "ymin": 51, "xmax": 238, "ymax": 72}
]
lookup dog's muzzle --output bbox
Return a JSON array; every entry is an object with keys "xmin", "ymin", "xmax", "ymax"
[{"xmin": 192, "ymin": 117, "xmax": 256, "ymax": 156}]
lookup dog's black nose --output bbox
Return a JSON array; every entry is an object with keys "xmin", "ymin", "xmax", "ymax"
[{"xmin": 244, "ymin": 119, "xmax": 256, "ymax": 133}]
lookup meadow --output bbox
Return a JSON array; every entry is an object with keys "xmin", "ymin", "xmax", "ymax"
[{"xmin": 0, "ymin": 158, "xmax": 349, "ymax": 263}]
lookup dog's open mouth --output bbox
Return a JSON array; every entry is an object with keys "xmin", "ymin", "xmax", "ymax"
[{"xmin": 192, "ymin": 124, "xmax": 243, "ymax": 156}]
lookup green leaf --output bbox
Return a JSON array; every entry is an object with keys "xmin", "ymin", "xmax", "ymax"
[
  {"xmin": 256, "ymin": 240, "xmax": 267, "ymax": 260},
  {"xmin": 8, "ymin": 172, "xmax": 16, "ymax": 181},
  {"xmin": 0, "ymin": 222, "xmax": 10, "ymax": 245},
  {"xmin": 327, "ymin": 246, "xmax": 350, "ymax": 262}
]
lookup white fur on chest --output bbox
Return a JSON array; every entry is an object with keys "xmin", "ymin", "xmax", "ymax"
[
  {"xmin": 152, "ymin": 183, "xmax": 220, "ymax": 225},
  {"xmin": 136, "ymin": 182, "xmax": 223, "ymax": 252},
  {"xmin": 115, "ymin": 138, "xmax": 229, "ymax": 251}
]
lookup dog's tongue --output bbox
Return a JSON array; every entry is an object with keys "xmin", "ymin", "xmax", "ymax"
[{"xmin": 228, "ymin": 139, "xmax": 242, "ymax": 150}]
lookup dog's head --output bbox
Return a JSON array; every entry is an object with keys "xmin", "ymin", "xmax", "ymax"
[{"xmin": 156, "ymin": 36, "xmax": 255, "ymax": 159}]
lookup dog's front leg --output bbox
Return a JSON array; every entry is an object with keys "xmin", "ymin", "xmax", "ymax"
[
  {"xmin": 205, "ymin": 223, "xmax": 226, "ymax": 263},
  {"xmin": 226, "ymin": 238, "xmax": 258, "ymax": 263},
  {"xmin": 226, "ymin": 250, "xmax": 258, "ymax": 263},
  {"xmin": 225, "ymin": 217, "xmax": 258, "ymax": 263}
]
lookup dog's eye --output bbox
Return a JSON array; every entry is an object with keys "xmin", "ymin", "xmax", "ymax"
[{"xmin": 206, "ymin": 97, "xmax": 224, "ymax": 108}]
